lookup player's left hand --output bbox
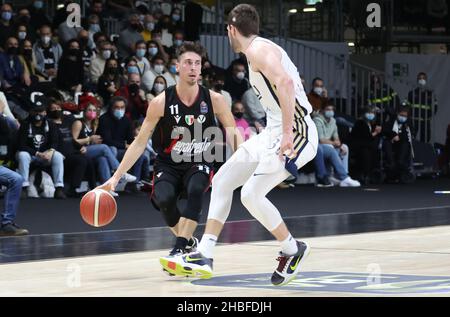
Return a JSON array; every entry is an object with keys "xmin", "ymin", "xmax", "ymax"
[{"xmin": 279, "ymin": 131, "xmax": 295, "ymax": 161}]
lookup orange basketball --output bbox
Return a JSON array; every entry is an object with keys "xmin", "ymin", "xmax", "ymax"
[{"xmin": 80, "ymin": 189, "xmax": 117, "ymax": 227}]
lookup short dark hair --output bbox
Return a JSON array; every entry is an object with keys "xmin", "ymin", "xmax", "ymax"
[
  {"xmin": 109, "ymin": 96, "xmax": 127, "ymax": 109},
  {"xmin": 227, "ymin": 4, "xmax": 259, "ymax": 37},
  {"xmin": 312, "ymin": 77, "xmax": 323, "ymax": 86},
  {"xmin": 176, "ymin": 41, "xmax": 205, "ymax": 60}
]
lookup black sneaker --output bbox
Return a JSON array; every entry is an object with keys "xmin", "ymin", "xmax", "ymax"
[
  {"xmin": 271, "ymin": 241, "xmax": 310, "ymax": 286},
  {"xmin": 54, "ymin": 187, "xmax": 67, "ymax": 199},
  {"xmin": 0, "ymin": 223, "xmax": 29, "ymax": 236},
  {"xmin": 316, "ymin": 177, "xmax": 333, "ymax": 188}
]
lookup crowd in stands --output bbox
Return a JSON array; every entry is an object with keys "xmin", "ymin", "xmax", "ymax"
[{"xmin": 1, "ymin": 1, "xmax": 448, "ymax": 235}]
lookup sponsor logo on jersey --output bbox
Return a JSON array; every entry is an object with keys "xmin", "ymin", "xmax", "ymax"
[
  {"xmin": 174, "ymin": 115, "xmax": 181, "ymax": 124},
  {"xmin": 185, "ymin": 115, "xmax": 195, "ymax": 126},
  {"xmin": 197, "ymin": 115, "xmax": 206, "ymax": 124},
  {"xmin": 200, "ymin": 101, "xmax": 208, "ymax": 114},
  {"xmin": 172, "ymin": 138, "xmax": 212, "ymax": 155}
]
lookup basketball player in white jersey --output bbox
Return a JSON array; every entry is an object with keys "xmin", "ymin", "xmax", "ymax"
[{"xmin": 160, "ymin": 4, "xmax": 319, "ymax": 286}]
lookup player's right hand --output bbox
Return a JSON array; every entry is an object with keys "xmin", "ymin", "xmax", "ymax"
[{"xmin": 96, "ymin": 176, "xmax": 120, "ymax": 192}]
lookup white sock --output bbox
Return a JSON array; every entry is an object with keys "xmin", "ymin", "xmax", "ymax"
[
  {"xmin": 197, "ymin": 234, "xmax": 217, "ymax": 259},
  {"xmin": 280, "ymin": 234, "xmax": 298, "ymax": 256}
]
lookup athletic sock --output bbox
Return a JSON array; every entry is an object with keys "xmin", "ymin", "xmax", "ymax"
[
  {"xmin": 174, "ymin": 237, "xmax": 189, "ymax": 252},
  {"xmin": 197, "ymin": 234, "xmax": 217, "ymax": 259},
  {"xmin": 280, "ymin": 234, "xmax": 298, "ymax": 256}
]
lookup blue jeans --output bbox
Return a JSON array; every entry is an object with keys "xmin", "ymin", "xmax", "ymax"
[
  {"xmin": 16, "ymin": 151, "xmax": 65, "ymax": 187},
  {"xmin": 85, "ymin": 144, "xmax": 120, "ymax": 183},
  {"xmin": 314, "ymin": 144, "xmax": 348, "ymax": 180},
  {"xmin": 110, "ymin": 146, "xmax": 145, "ymax": 182},
  {"xmin": 0, "ymin": 166, "xmax": 23, "ymax": 225}
]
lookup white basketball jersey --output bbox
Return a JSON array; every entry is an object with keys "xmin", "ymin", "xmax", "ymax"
[{"xmin": 248, "ymin": 37, "xmax": 313, "ymax": 129}]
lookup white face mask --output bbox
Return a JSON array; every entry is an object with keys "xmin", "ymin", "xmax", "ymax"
[
  {"xmin": 42, "ymin": 35, "xmax": 51, "ymax": 45},
  {"xmin": 153, "ymin": 83, "xmax": 165, "ymax": 93},
  {"xmin": 418, "ymin": 79, "xmax": 426, "ymax": 87},
  {"xmin": 18, "ymin": 31, "xmax": 27, "ymax": 40},
  {"xmin": 102, "ymin": 49, "xmax": 111, "ymax": 60},
  {"xmin": 236, "ymin": 71, "xmax": 245, "ymax": 80},
  {"xmin": 154, "ymin": 64, "xmax": 164, "ymax": 74},
  {"xmin": 314, "ymin": 87, "xmax": 324, "ymax": 96}
]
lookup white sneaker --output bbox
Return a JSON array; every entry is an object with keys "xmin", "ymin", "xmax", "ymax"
[
  {"xmin": 109, "ymin": 190, "xmax": 119, "ymax": 197},
  {"xmin": 339, "ymin": 177, "xmax": 361, "ymax": 187},
  {"xmin": 329, "ymin": 176, "xmax": 341, "ymax": 186},
  {"xmin": 121, "ymin": 173, "xmax": 137, "ymax": 183}
]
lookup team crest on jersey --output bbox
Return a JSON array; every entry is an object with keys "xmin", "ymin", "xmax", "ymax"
[
  {"xmin": 174, "ymin": 115, "xmax": 181, "ymax": 123},
  {"xmin": 185, "ymin": 115, "xmax": 195, "ymax": 126},
  {"xmin": 200, "ymin": 101, "xmax": 208, "ymax": 114},
  {"xmin": 197, "ymin": 115, "xmax": 206, "ymax": 124}
]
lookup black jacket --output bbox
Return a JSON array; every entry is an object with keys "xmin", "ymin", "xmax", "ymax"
[
  {"xmin": 17, "ymin": 119, "xmax": 59, "ymax": 156},
  {"xmin": 97, "ymin": 112, "xmax": 134, "ymax": 149}
]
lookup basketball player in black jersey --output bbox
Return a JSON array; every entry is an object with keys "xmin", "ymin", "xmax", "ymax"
[{"xmin": 98, "ymin": 42, "xmax": 242, "ymax": 259}]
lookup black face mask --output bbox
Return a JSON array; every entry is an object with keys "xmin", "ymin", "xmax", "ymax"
[
  {"xmin": 7, "ymin": 47, "xmax": 18, "ymax": 55},
  {"xmin": 48, "ymin": 110, "xmax": 63, "ymax": 119},
  {"xmin": 31, "ymin": 114, "xmax": 45, "ymax": 123},
  {"xmin": 214, "ymin": 83, "xmax": 224, "ymax": 91},
  {"xmin": 107, "ymin": 67, "xmax": 118, "ymax": 75},
  {"xmin": 233, "ymin": 112, "xmax": 244, "ymax": 119},
  {"xmin": 23, "ymin": 48, "xmax": 33, "ymax": 58},
  {"xmin": 68, "ymin": 48, "xmax": 80, "ymax": 57},
  {"xmin": 128, "ymin": 83, "xmax": 140, "ymax": 94},
  {"xmin": 19, "ymin": 15, "xmax": 30, "ymax": 25}
]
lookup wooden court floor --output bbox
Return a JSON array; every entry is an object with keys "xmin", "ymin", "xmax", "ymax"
[{"xmin": 1, "ymin": 225, "xmax": 449, "ymax": 297}]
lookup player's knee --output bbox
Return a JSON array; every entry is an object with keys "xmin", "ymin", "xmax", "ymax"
[
  {"xmin": 153, "ymin": 183, "xmax": 177, "ymax": 209},
  {"xmin": 240, "ymin": 185, "xmax": 259, "ymax": 210}
]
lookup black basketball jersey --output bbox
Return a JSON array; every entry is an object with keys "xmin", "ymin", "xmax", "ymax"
[{"xmin": 152, "ymin": 85, "xmax": 217, "ymax": 166}]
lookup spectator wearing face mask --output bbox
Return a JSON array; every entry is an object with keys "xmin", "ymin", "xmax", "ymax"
[
  {"xmin": 89, "ymin": 40, "xmax": 113, "ymax": 84},
  {"xmin": 147, "ymin": 75, "xmax": 167, "ymax": 101},
  {"xmin": 313, "ymin": 104, "xmax": 360, "ymax": 187},
  {"xmin": 407, "ymin": 72, "xmax": 438, "ymax": 143},
  {"xmin": 167, "ymin": 30, "xmax": 184, "ymax": 57},
  {"xmin": 133, "ymin": 40, "xmax": 151, "ymax": 74},
  {"xmin": 16, "ymin": 97, "xmax": 66, "ymax": 199},
  {"xmin": 224, "ymin": 61, "xmax": 249, "ymax": 101},
  {"xmin": 383, "ymin": 106, "xmax": 415, "ymax": 183},
  {"xmin": 15, "ymin": 24, "xmax": 29, "ymax": 44},
  {"xmin": 33, "ymin": 25, "xmax": 63, "ymax": 81},
  {"xmin": 163, "ymin": 57, "xmax": 179, "ymax": 87},
  {"xmin": 57, "ymin": 39, "xmax": 84, "ymax": 94},
  {"xmin": 19, "ymin": 40, "xmax": 44, "ymax": 85},
  {"xmin": 307, "ymin": 77, "xmax": 329, "ymax": 116},
  {"xmin": 150, "ymin": 55, "xmax": 167, "ymax": 78},
  {"xmin": 97, "ymin": 96, "xmax": 146, "ymax": 193},
  {"xmin": 210, "ymin": 72, "xmax": 232, "ymax": 108},
  {"xmin": 114, "ymin": 73, "xmax": 147, "ymax": 120},
  {"xmin": 141, "ymin": 14, "xmax": 156, "ymax": 42},
  {"xmin": 98, "ymin": 58, "xmax": 124, "ymax": 106},
  {"xmin": 117, "ymin": 13, "xmax": 144, "ymax": 59},
  {"xmin": 349, "ymin": 107, "xmax": 383, "ymax": 185},
  {"xmin": 0, "ymin": 3, "xmax": 16, "ymax": 48},
  {"xmin": 0, "ymin": 37, "xmax": 24, "ymax": 89}
]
